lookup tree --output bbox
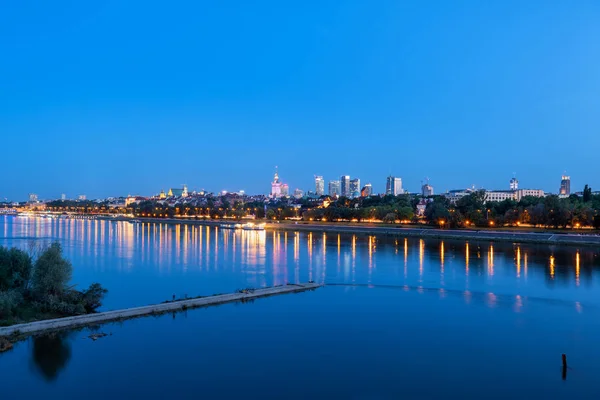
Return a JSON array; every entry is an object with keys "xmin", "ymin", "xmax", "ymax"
[
  {"xmin": 397, "ymin": 206, "xmax": 414, "ymax": 221},
  {"xmin": 80, "ymin": 283, "xmax": 108, "ymax": 313},
  {"xmin": 382, "ymin": 213, "xmax": 396, "ymax": 224},
  {"xmin": 0, "ymin": 247, "xmax": 32, "ymax": 291},
  {"xmin": 31, "ymin": 243, "xmax": 72, "ymax": 298},
  {"xmin": 583, "ymin": 184, "xmax": 592, "ymax": 202},
  {"xmin": 425, "ymin": 198, "xmax": 450, "ymax": 225}
]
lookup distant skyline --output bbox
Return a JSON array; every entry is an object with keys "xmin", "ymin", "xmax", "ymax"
[{"xmin": 2, "ymin": 1, "xmax": 599, "ymax": 200}]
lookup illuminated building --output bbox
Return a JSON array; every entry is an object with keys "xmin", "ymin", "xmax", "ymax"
[
  {"xmin": 349, "ymin": 178, "xmax": 360, "ymax": 198},
  {"xmin": 510, "ymin": 177, "xmax": 519, "ymax": 190},
  {"xmin": 159, "ymin": 190, "xmax": 166, "ymax": 199},
  {"xmin": 329, "ymin": 180, "xmax": 341, "ymax": 197},
  {"xmin": 270, "ymin": 167, "xmax": 289, "ymax": 198},
  {"xmin": 315, "ymin": 176, "xmax": 325, "ymax": 196},
  {"xmin": 28, "ymin": 193, "xmax": 38, "ymax": 203},
  {"xmin": 386, "ymin": 176, "xmax": 403, "ymax": 195},
  {"xmin": 293, "ymin": 188, "xmax": 304, "ymax": 199},
  {"xmin": 361, "ymin": 184, "xmax": 372, "ymax": 197},
  {"xmin": 61, "ymin": 194, "xmax": 66, "ymax": 201},
  {"xmin": 78, "ymin": 194, "xmax": 87, "ymax": 201},
  {"xmin": 421, "ymin": 184, "xmax": 434, "ymax": 197},
  {"xmin": 340, "ymin": 175, "xmax": 350, "ymax": 197},
  {"xmin": 560, "ymin": 175, "xmax": 571, "ymax": 196}
]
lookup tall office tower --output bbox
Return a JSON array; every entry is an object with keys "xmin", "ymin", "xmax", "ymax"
[
  {"xmin": 349, "ymin": 178, "xmax": 361, "ymax": 198},
  {"xmin": 329, "ymin": 180, "xmax": 341, "ymax": 197},
  {"xmin": 559, "ymin": 175, "xmax": 571, "ymax": 196},
  {"xmin": 386, "ymin": 176, "xmax": 403, "ymax": 195},
  {"xmin": 315, "ymin": 176, "xmax": 325, "ymax": 196},
  {"xmin": 340, "ymin": 175, "xmax": 350, "ymax": 197}
]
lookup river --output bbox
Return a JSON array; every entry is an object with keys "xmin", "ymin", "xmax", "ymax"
[{"xmin": 1, "ymin": 216, "xmax": 600, "ymax": 399}]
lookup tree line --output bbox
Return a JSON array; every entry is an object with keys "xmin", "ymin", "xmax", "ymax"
[{"xmin": 424, "ymin": 187, "xmax": 600, "ymax": 229}]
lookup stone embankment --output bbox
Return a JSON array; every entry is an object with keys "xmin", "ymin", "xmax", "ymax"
[{"xmin": 0, "ymin": 283, "xmax": 322, "ymax": 337}]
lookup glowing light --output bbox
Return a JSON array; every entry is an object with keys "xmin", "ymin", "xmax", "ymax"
[
  {"xmin": 440, "ymin": 241, "xmax": 445, "ymax": 270},
  {"xmin": 419, "ymin": 239, "xmax": 424, "ymax": 278},
  {"xmin": 488, "ymin": 245, "xmax": 494, "ymax": 276},
  {"xmin": 516, "ymin": 246, "xmax": 521, "ymax": 278},
  {"xmin": 576, "ymin": 251, "xmax": 580, "ymax": 286},
  {"xmin": 549, "ymin": 255, "xmax": 555, "ymax": 279}
]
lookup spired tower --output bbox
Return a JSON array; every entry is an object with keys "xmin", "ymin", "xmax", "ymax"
[{"xmin": 271, "ymin": 167, "xmax": 282, "ymax": 198}]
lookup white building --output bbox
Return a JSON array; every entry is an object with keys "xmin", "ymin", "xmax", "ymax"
[
  {"xmin": 271, "ymin": 168, "xmax": 283, "ymax": 198},
  {"xmin": 515, "ymin": 189, "xmax": 545, "ymax": 201},
  {"xmin": 314, "ymin": 176, "xmax": 325, "ymax": 196},
  {"xmin": 485, "ymin": 190, "xmax": 516, "ymax": 203},
  {"xmin": 421, "ymin": 184, "xmax": 434, "ymax": 197}
]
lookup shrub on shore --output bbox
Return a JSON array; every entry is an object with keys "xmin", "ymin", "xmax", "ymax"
[{"xmin": 0, "ymin": 243, "xmax": 107, "ymax": 326}]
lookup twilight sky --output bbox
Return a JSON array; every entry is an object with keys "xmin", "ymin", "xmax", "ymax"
[{"xmin": 1, "ymin": 1, "xmax": 599, "ymax": 200}]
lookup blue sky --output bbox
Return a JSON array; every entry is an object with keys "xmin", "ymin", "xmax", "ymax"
[{"xmin": 1, "ymin": 1, "xmax": 599, "ymax": 200}]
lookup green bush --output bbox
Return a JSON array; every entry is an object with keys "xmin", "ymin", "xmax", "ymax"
[{"xmin": 0, "ymin": 289, "xmax": 24, "ymax": 319}]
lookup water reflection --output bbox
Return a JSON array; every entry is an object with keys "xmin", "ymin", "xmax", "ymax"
[
  {"xmin": 31, "ymin": 332, "xmax": 72, "ymax": 381},
  {"xmin": 1, "ymin": 217, "xmax": 600, "ymax": 310}
]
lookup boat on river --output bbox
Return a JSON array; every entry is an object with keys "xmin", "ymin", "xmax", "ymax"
[{"xmin": 242, "ymin": 223, "xmax": 265, "ymax": 231}]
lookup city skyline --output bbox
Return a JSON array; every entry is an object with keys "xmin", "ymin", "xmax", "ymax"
[
  {"xmin": 2, "ymin": 2, "xmax": 599, "ymax": 200},
  {"xmin": 13, "ymin": 169, "xmax": 591, "ymax": 202}
]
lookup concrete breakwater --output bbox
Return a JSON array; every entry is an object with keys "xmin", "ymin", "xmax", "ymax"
[{"xmin": 0, "ymin": 283, "xmax": 322, "ymax": 337}]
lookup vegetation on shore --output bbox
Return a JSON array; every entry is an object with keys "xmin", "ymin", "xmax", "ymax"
[
  {"xmin": 422, "ymin": 188, "xmax": 600, "ymax": 229},
  {"xmin": 0, "ymin": 243, "xmax": 107, "ymax": 327}
]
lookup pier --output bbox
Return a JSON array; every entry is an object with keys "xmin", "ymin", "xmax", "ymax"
[{"xmin": 0, "ymin": 283, "xmax": 322, "ymax": 337}]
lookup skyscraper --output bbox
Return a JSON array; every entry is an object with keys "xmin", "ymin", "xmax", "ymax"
[
  {"xmin": 361, "ymin": 184, "xmax": 373, "ymax": 197},
  {"xmin": 293, "ymin": 188, "xmax": 304, "ymax": 199},
  {"xmin": 421, "ymin": 184, "xmax": 434, "ymax": 197},
  {"xmin": 510, "ymin": 177, "xmax": 519, "ymax": 191},
  {"xmin": 281, "ymin": 184, "xmax": 289, "ymax": 197},
  {"xmin": 349, "ymin": 178, "xmax": 361, "ymax": 198},
  {"xmin": 314, "ymin": 176, "xmax": 325, "ymax": 196},
  {"xmin": 340, "ymin": 175, "xmax": 350, "ymax": 197},
  {"xmin": 28, "ymin": 193, "xmax": 38, "ymax": 203},
  {"xmin": 386, "ymin": 176, "xmax": 403, "ymax": 195},
  {"xmin": 61, "ymin": 193, "xmax": 67, "ymax": 201},
  {"xmin": 271, "ymin": 167, "xmax": 283, "ymax": 198},
  {"xmin": 560, "ymin": 175, "xmax": 571, "ymax": 196},
  {"xmin": 329, "ymin": 180, "xmax": 341, "ymax": 197}
]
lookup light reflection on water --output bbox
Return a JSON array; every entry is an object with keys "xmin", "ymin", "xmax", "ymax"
[
  {"xmin": 1, "ymin": 216, "xmax": 600, "ymax": 310},
  {"xmin": 3, "ymin": 216, "xmax": 600, "ymax": 397}
]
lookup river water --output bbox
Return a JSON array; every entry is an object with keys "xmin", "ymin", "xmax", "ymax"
[{"xmin": 1, "ymin": 216, "xmax": 600, "ymax": 399}]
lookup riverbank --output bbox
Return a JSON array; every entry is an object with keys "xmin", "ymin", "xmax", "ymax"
[
  {"xmin": 0, "ymin": 283, "xmax": 321, "ymax": 337},
  {"xmin": 106, "ymin": 217, "xmax": 600, "ymax": 247}
]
